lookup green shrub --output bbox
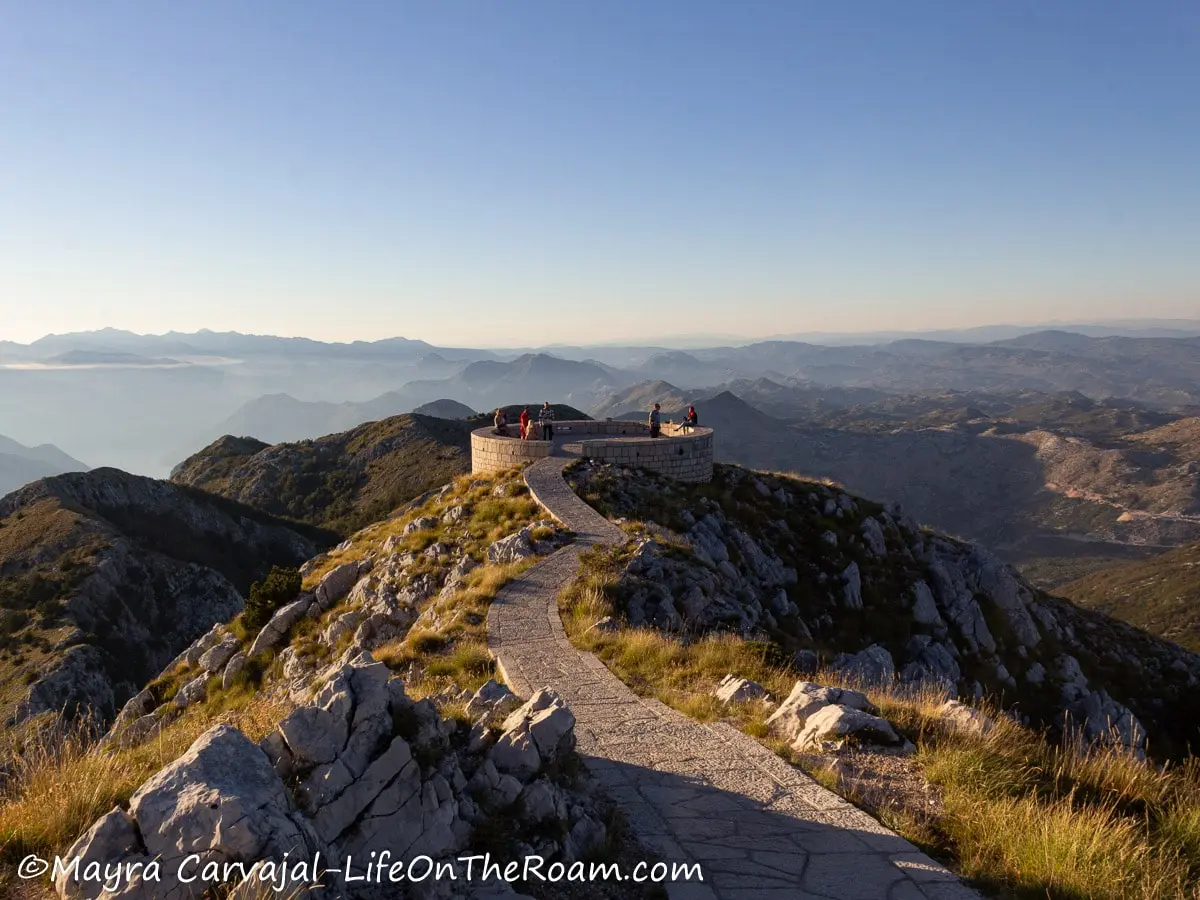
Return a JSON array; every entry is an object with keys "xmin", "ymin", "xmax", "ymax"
[{"xmin": 243, "ymin": 566, "xmax": 302, "ymax": 632}]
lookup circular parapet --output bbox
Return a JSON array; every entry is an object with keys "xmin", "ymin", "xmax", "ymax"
[{"xmin": 470, "ymin": 419, "xmax": 714, "ymax": 483}]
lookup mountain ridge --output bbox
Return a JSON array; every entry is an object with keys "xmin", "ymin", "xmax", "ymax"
[
  {"xmin": 0, "ymin": 467, "xmax": 331, "ymax": 728},
  {"xmin": 170, "ymin": 413, "xmax": 476, "ymax": 534}
]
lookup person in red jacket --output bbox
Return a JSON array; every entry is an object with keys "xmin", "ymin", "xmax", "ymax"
[{"xmin": 519, "ymin": 407, "xmax": 531, "ymax": 440}]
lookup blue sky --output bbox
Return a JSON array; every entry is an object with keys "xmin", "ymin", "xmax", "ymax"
[{"xmin": 1, "ymin": 1, "xmax": 1197, "ymax": 346}]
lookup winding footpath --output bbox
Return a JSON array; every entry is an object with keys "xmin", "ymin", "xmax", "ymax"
[{"xmin": 487, "ymin": 455, "xmax": 981, "ymax": 900}]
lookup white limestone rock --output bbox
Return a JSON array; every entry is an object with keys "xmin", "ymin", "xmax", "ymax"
[
  {"xmin": 404, "ymin": 515, "xmax": 439, "ymax": 535},
  {"xmin": 861, "ymin": 517, "xmax": 888, "ymax": 557},
  {"xmin": 487, "ymin": 529, "xmax": 537, "ymax": 565},
  {"xmin": 55, "ymin": 808, "xmax": 152, "ymax": 900},
  {"xmin": 765, "ymin": 681, "xmax": 878, "ymax": 741},
  {"xmin": 491, "ymin": 689, "xmax": 576, "ymax": 782},
  {"xmin": 465, "ymin": 678, "xmax": 521, "ymax": 721},
  {"xmin": 221, "ymin": 651, "xmax": 248, "ymax": 690},
  {"xmin": 313, "ymin": 736, "xmax": 416, "ymax": 844},
  {"xmin": 793, "ymin": 704, "xmax": 907, "ymax": 752},
  {"xmin": 313, "ymin": 560, "xmax": 366, "ymax": 612},
  {"xmin": 714, "ymin": 674, "xmax": 770, "ymax": 704},
  {"xmin": 519, "ymin": 779, "xmax": 567, "ymax": 825},
  {"xmin": 197, "ymin": 632, "xmax": 239, "ymax": 674},
  {"xmin": 247, "ymin": 595, "xmax": 313, "ymax": 658},
  {"xmin": 128, "ymin": 725, "xmax": 324, "ymax": 898},
  {"xmin": 910, "ymin": 580, "xmax": 945, "ymax": 629},
  {"xmin": 938, "ymin": 699, "xmax": 995, "ymax": 736},
  {"xmin": 172, "ymin": 673, "xmax": 209, "ymax": 709},
  {"xmin": 841, "ymin": 561, "xmax": 863, "ymax": 610}
]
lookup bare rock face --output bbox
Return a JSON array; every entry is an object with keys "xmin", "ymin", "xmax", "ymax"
[
  {"xmin": 831, "ymin": 645, "xmax": 895, "ymax": 687},
  {"xmin": 403, "ymin": 515, "xmax": 439, "ymax": 535},
  {"xmin": 313, "ymin": 560, "xmax": 367, "ymax": 612},
  {"xmin": 55, "ymin": 808, "xmax": 147, "ymax": 900},
  {"xmin": 134, "ymin": 726, "xmax": 324, "ymax": 887},
  {"xmin": 0, "ymin": 468, "xmax": 326, "ymax": 729},
  {"xmin": 487, "ymin": 528, "xmax": 537, "ymax": 565},
  {"xmin": 197, "ymin": 632, "xmax": 239, "ymax": 674},
  {"xmin": 465, "ymin": 678, "xmax": 521, "ymax": 722},
  {"xmin": 491, "ymin": 689, "xmax": 577, "ymax": 781},
  {"xmin": 60, "ymin": 656, "xmax": 593, "ymax": 900},
  {"xmin": 247, "ymin": 595, "xmax": 314, "ymax": 657},
  {"xmin": 14, "ymin": 644, "xmax": 116, "ymax": 724},
  {"xmin": 60, "ymin": 725, "xmax": 324, "ymax": 900},
  {"xmin": 565, "ymin": 460, "xmax": 1200, "ymax": 758}
]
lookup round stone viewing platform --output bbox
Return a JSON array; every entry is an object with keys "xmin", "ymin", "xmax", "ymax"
[{"xmin": 470, "ymin": 419, "xmax": 714, "ymax": 483}]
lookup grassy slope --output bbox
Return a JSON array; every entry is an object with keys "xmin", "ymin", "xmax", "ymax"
[
  {"xmin": 557, "ymin": 470, "xmax": 1200, "ymax": 900},
  {"xmin": 1056, "ymin": 543, "xmax": 1200, "ymax": 652},
  {"xmin": 0, "ymin": 498, "xmax": 105, "ymax": 721},
  {"xmin": 0, "ymin": 467, "xmax": 548, "ymax": 894},
  {"xmin": 171, "ymin": 413, "xmax": 476, "ymax": 535},
  {"xmin": 0, "ymin": 470, "xmax": 336, "ymax": 731}
]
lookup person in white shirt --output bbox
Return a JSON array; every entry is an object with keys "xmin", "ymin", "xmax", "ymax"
[{"xmin": 538, "ymin": 402, "xmax": 555, "ymax": 440}]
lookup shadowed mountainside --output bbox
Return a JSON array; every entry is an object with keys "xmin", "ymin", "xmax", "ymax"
[
  {"xmin": 170, "ymin": 414, "xmax": 476, "ymax": 534},
  {"xmin": 1057, "ymin": 543, "xmax": 1200, "ymax": 653},
  {"xmin": 0, "ymin": 468, "xmax": 332, "ymax": 728}
]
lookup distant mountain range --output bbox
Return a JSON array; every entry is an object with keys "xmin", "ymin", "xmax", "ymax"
[
  {"xmin": 5, "ymin": 324, "xmax": 1200, "ymax": 481},
  {"xmin": 0, "ymin": 435, "xmax": 89, "ymax": 498},
  {"xmin": 205, "ymin": 354, "xmax": 627, "ymax": 443},
  {"xmin": 586, "ymin": 380, "xmax": 1200, "ymax": 592}
]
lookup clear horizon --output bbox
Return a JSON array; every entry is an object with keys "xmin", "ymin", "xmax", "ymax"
[
  {"xmin": 6, "ymin": 315, "xmax": 1200, "ymax": 353},
  {"xmin": 3, "ymin": 2, "xmax": 1198, "ymax": 345}
]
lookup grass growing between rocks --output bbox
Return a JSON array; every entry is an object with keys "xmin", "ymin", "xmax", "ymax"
[
  {"xmin": 0, "ymin": 691, "xmax": 292, "ymax": 896},
  {"xmin": 559, "ymin": 544, "xmax": 1200, "ymax": 900},
  {"xmin": 300, "ymin": 469, "xmax": 534, "ymax": 590},
  {"xmin": 375, "ymin": 558, "xmax": 537, "ymax": 697}
]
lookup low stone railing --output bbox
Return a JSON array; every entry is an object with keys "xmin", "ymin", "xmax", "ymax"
[{"xmin": 470, "ymin": 419, "xmax": 714, "ymax": 483}]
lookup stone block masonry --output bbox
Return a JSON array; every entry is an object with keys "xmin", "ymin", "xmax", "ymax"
[
  {"xmin": 470, "ymin": 430, "xmax": 552, "ymax": 474},
  {"xmin": 577, "ymin": 431, "xmax": 713, "ymax": 482},
  {"xmin": 470, "ymin": 420, "xmax": 714, "ymax": 483}
]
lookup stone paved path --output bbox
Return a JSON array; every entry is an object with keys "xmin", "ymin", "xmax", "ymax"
[{"xmin": 487, "ymin": 456, "xmax": 981, "ymax": 900}]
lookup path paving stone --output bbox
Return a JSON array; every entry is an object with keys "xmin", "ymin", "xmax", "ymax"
[{"xmin": 487, "ymin": 455, "xmax": 982, "ymax": 900}]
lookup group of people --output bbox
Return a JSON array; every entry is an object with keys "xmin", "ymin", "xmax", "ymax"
[
  {"xmin": 648, "ymin": 402, "xmax": 698, "ymax": 438},
  {"xmin": 493, "ymin": 402, "xmax": 556, "ymax": 440},
  {"xmin": 492, "ymin": 401, "xmax": 697, "ymax": 441}
]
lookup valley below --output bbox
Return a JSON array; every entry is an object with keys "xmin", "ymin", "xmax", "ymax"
[{"xmin": 3, "ymin": 327, "xmax": 1200, "ymax": 899}]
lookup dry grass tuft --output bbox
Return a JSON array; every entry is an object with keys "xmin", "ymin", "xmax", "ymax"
[
  {"xmin": 558, "ymin": 541, "xmax": 1200, "ymax": 900},
  {"xmin": 0, "ymin": 692, "xmax": 291, "ymax": 889}
]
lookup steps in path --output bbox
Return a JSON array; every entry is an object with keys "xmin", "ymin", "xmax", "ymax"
[{"xmin": 486, "ymin": 456, "xmax": 981, "ymax": 900}]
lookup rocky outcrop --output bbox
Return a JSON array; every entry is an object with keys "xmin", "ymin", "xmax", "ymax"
[
  {"xmin": 104, "ymin": 510, "xmax": 566, "ymax": 750},
  {"xmin": 490, "ymin": 689, "xmax": 577, "ymax": 781},
  {"xmin": 766, "ymin": 681, "xmax": 877, "ymax": 743},
  {"xmin": 938, "ymin": 699, "xmax": 995, "ymax": 736},
  {"xmin": 485, "ymin": 521, "xmax": 565, "ymax": 565},
  {"xmin": 61, "ymin": 655, "xmax": 608, "ymax": 900},
  {"xmin": 567, "ymin": 461, "xmax": 1200, "ymax": 759},
  {"xmin": 831, "ymin": 645, "xmax": 895, "ymax": 687},
  {"xmin": 0, "ymin": 468, "xmax": 329, "ymax": 729}
]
